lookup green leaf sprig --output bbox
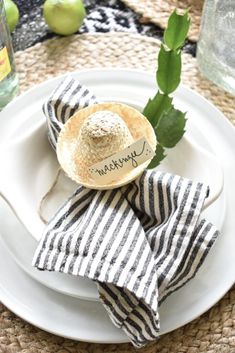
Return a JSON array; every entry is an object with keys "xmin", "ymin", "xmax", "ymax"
[{"xmin": 143, "ymin": 9, "xmax": 190, "ymax": 169}]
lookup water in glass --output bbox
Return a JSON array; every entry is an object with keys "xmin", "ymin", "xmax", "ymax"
[{"xmin": 197, "ymin": 0, "xmax": 235, "ymax": 95}]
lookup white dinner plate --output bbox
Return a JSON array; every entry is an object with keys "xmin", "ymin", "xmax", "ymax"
[
  {"xmin": 0, "ymin": 193, "xmax": 230, "ymax": 343},
  {"xmin": 0, "ymin": 69, "xmax": 235, "ymax": 342},
  {"xmin": 0, "ymin": 235, "xmax": 127, "ymax": 343}
]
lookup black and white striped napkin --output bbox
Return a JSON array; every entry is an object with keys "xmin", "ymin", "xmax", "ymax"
[{"xmin": 33, "ymin": 77, "xmax": 219, "ymax": 347}]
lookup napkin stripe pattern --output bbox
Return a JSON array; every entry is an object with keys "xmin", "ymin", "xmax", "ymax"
[
  {"xmin": 34, "ymin": 78, "xmax": 219, "ymax": 347},
  {"xmin": 33, "ymin": 170, "xmax": 218, "ymax": 347},
  {"xmin": 43, "ymin": 76, "xmax": 98, "ymax": 149},
  {"xmin": 160, "ymin": 221, "xmax": 217, "ymax": 303}
]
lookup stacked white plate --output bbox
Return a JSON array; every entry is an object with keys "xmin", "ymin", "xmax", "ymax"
[{"xmin": 0, "ymin": 69, "xmax": 234, "ymax": 344}]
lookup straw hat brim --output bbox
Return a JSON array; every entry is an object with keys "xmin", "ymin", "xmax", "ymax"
[{"xmin": 57, "ymin": 102, "xmax": 157, "ymax": 190}]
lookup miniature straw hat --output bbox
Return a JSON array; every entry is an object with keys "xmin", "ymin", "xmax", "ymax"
[{"xmin": 57, "ymin": 102, "xmax": 156, "ymax": 189}]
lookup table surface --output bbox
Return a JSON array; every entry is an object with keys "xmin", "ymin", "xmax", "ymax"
[
  {"xmin": 2, "ymin": 2, "xmax": 235, "ymax": 353},
  {"xmin": 12, "ymin": 0, "xmax": 196, "ymax": 56}
]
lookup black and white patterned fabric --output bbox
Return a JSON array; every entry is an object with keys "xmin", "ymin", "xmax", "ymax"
[
  {"xmin": 12, "ymin": 0, "xmax": 195, "ymax": 55},
  {"xmin": 33, "ymin": 78, "xmax": 219, "ymax": 347},
  {"xmin": 12, "ymin": 0, "xmax": 162, "ymax": 51},
  {"xmin": 43, "ymin": 76, "xmax": 98, "ymax": 149}
]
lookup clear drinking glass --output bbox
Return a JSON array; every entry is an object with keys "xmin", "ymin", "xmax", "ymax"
[
  {"xmin": 0, "ymin": 0, "xmax": 19, "ymax": 109},
  {"xmin": 197, "ymin": 0, "xmax": 235, "ymax": 95}
]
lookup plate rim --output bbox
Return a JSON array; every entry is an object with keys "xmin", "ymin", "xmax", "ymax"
[
  {"xmin": 2, "ymin": 67, "xmax": 234, "ymax": 130},
  {"xmin": 0, "ymin": 236, "xmax": 128, "ymax": 343}
]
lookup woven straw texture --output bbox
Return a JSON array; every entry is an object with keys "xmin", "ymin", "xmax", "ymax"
[
  {"xmin": 1, "ymin": 33, "xmax": 235, "ymax": 353},
  {"xmin": 122, "ymin": 0, "xmax": 204, "ymax": 41}
]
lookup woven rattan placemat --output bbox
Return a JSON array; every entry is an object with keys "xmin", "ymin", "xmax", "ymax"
[
  {"xmin": 1, "ymin": 33, "xmax": 235, "ymax": 353},
  {"xmin": 15, "ymin": 33, "xmax": 235, "ymax": 123},
  {"xmin": 122, "ymin": 0, "xmax": 204, "ymax": 41}
]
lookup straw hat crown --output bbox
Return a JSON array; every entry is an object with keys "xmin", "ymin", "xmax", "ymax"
[{"xmin": 76, "ymin": 110, "xmax": 134, "ymax": 166}]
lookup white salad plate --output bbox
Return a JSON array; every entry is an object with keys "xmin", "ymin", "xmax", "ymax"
[{"xmin": 0, "ymin": 69, "xmax": 235, "ymax": 342}]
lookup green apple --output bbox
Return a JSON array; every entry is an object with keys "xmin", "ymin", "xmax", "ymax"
[
  {"xmin": 43, "ymin": 0, "xmax": 86, "ymax": 36},
  {"xmin": 4, "ymin": 0, "xmax": 19, "ymax": 33}
]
